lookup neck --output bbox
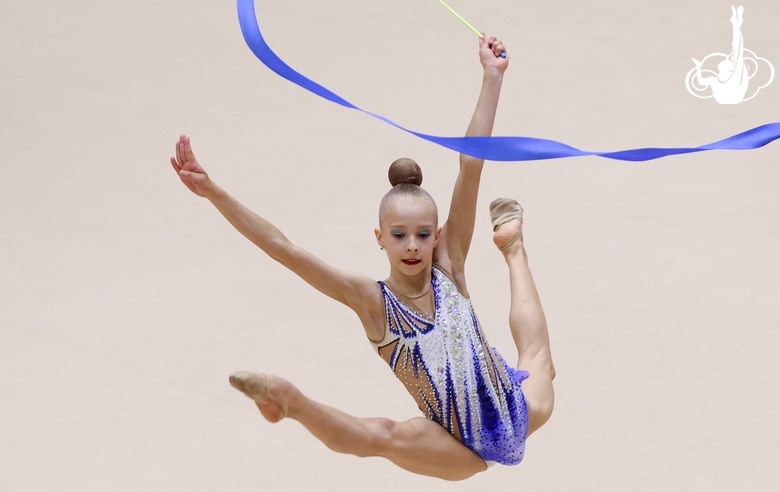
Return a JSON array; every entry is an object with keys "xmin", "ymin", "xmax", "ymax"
[{"xmin": 386, "ymin": 267, "xmax": 432, "ymax": 298}]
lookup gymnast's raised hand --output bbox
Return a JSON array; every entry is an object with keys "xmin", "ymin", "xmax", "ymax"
[
  {"xmin": 170, "ymin": 136, "xmax": 213, "ymax": 198},
  {"xmin": 479, "ymin": 34, "xmax": 508, "ymax": 74},
  {"xmin": 170, "ymin": 35, "xmax": 554, "ymax": 481}
]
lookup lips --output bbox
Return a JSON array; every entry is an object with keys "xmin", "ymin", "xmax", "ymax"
[{"xmin": 402, "ymin": 258, "xmax": 422, "ymax": 265}]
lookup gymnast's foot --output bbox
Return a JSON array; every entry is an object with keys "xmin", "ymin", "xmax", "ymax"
[
  {"xmin": 229, "ymin": 371, "xmax": 295, "ymax": 423},
  {"xmin": 489, "ymin": 198, "xmax": 524, "ymax": 253},
  {"xmin": 493, "ymin": 219, "xmax": 524, "ymax": 254}
]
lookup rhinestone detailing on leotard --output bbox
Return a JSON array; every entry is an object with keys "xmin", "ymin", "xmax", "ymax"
[{"xmin": 372, "ymin": 266, "xmax": 529, "ymax": 465}]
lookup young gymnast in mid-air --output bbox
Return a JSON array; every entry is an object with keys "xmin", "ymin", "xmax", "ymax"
[{"xmin": 170, "ymin": 34, "xmax": 554, "ymax": 480}]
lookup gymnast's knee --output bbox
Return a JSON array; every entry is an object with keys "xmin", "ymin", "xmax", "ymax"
[{"xmin": 354, "ymin": 417, "xmax": 396, "ymax": 458}]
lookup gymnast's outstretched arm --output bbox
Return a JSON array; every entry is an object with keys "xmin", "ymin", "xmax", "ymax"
[
  {"xmin": 436, "ymin": 34, "xmax": 508, "ymax": 295},
  {"xmin": 692, "ymin": 58, "xmax": 707, "ymax": 86},
  {"xmin": 170, "ymin": 135, "xmax": 385, "ymax": 339}
]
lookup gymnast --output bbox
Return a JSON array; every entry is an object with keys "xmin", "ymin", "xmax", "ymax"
[
  {"xmin": 692, "ymin": 5, "xmax": 749, "ymax": 104},
  {"xmin": 170, "ymin": 34, "xmax": 554, "ymax": 480}
]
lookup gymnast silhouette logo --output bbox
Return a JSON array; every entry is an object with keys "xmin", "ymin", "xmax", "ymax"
[{"xmin": 685, "ymin": 5, "xmax": 774, "ymax": 104}]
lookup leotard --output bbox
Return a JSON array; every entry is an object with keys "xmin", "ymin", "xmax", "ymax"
[{"xmin": 371, "ymin": 266, "xmax": 529, "ymax": 465}]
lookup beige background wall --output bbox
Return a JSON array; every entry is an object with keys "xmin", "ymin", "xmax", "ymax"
[{"xmin": 2, "ymin": 0, "xmax": 778, "ymax": 490}]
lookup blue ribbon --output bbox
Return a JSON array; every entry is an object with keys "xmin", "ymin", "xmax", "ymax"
[{"xmin": 237, "ymin": 0, "xmax": 780, "ymax": 162}]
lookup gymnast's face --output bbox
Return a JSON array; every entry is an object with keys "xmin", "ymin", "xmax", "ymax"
[{"xmin": 375, "ymin": 196, "xmax": 441, "ymax": 276}]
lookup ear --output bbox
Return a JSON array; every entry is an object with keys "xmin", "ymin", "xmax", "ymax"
[
  {"xmin": 433, "ymin": 226, "xmax": 443, "ymax": 248},
  {"xmin": 374, "ymin": 227, "xmax": 384, "ymax": 248}
]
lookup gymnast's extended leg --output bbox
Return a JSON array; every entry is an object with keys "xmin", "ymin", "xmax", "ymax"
[
  {"xmin": 493, "ymin": 217, "xmax": 555, "ymax": 436},
  {"xmin": 230, "ymin": 372, "xmax": 487, "ymax": 480}
]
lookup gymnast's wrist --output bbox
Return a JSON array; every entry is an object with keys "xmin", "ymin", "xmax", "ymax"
[
  {"xmin": 203, "ymin": 182, "xmax": 225, "ymax": 202},
  {"xmin": 482, "ymin": 69, "xmax": 504, "ymax": 86}
]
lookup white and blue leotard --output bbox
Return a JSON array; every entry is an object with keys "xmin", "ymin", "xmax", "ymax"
[{"xmin": 371, "ymin": 266, "xmax": 529, "ymax": 465}]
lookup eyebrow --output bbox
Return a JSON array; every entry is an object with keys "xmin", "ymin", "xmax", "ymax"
[{"xmin": 387, "ymin": 225, "xmax": 436, "ymax": 230}]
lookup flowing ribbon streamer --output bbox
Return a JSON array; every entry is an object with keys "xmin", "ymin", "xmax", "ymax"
[{"xmin": 237, "ymin": 0, "xmax": 780, "ymax": 162}]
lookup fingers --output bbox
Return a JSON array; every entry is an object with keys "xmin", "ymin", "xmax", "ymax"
[
  {"xmin": 492, "ymin": 39, "xmax": 506, "ymax": 58},
  {"xmin": 480, "ymin": 34, "xmax": 506, "ymax": 58},
  {"xmin": 177, "ymin": 134, "xmax": 206, "ymax": 173},
  {"xmin": 182, "ymin": 135, "xmax": 197, "ymax": 165},
  {"xmin": 178, "ymin": 135, "xmax": 188, "ymax": 166},
  {"xmin": 171, "ymin": 134, "xmax": 213, "ymax": 197},
  {"xmin": 170, "ymin": 156, "xmax": 181, "ymax": 173},
  {"xmin": 172, "ymin": 135, "xmax": 192, "ymax": 178},
  {"xmin": 173, "ymin": 134, "xmax": 201, "ymax": 171},
  {"xmin": 171, "ymin": 155, "xmax": 195, "ymax": 193},
  {"xmin": 174, "ymin": 135, "xmax": 185, "ymax": 167}
]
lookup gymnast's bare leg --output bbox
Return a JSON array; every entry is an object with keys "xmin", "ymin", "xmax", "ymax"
[
  {"xmin": 493, "ymin": 218, "xmax": 555, "ymax": 436},
  {"xmin": 230, "ymin": 372, "xmax": 487, "ymax": 480}
]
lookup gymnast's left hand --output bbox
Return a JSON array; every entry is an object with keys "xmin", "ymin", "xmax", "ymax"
[
  {"xmin": 170, "ymin": 135, "xmax": 215, "ymax": 198},
  {"xmin": 479, "ymin": 34, "xmax": 508, "ymax": 74}
]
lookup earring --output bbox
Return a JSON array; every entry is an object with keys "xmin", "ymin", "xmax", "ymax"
[{"xmin": 380, "ymin": 247, "xmax": 385, "ymax": 250}]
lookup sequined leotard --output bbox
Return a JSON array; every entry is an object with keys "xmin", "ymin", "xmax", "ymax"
[{"xmin": 371, "ymin": 266, "xmax": 529, "ymax": 465}]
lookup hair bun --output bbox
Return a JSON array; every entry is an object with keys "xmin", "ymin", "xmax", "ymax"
[{"xmin": 388, "ymin": 158, "xmax": 423, "ymax": 187}]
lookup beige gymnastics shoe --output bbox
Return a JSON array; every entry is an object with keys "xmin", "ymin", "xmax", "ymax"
[
  {"xmin": 489, "ymin": 198, "xmax": 524, "ymax": 252},
  {"xmin": 229, "ymin": 371, "xmax": 288, "ymax": 419}
]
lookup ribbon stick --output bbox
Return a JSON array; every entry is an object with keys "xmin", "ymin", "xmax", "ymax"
[
  {"xmin": 436, "ymin": 0, "xmax": 506, "ymax": 58},
  {"xmin": 237, "ymin": 0, "xmax": 780, "ymax": 162}
]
